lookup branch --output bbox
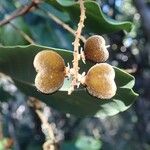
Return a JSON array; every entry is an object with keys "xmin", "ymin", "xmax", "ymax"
[
  {"xmin": 68, "ymin": 0, "xmax": 86, "ymax": 94},
  {"xmin": 36, "ymin": 110, "xmax": 57, "ymax": 150},
  {"xmin": 39, "ymin": 6, "xmax": 86, "ymax": 43},
  {"xmin": 0, "ymin": 0, "xmax": 39, "ymax": 26}
]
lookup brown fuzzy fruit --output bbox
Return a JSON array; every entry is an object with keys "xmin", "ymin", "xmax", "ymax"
[
  {"xmin": 84, "ymin": 35, "xmax": 109, "ymax": 63},
  {"xmin": 33, "ymin": 50, "xmax": 65, "ymax": 94},
  {"xmin": 33, "ymin": 50, "xmax": 65, "ymax": 72},
  {"xmin": 35, "ymin": 71, "xmax": 65, "ymax": 94},
  {"xmin": 87, "ymin": 63, "xmax": 115, "ymax": 79},
  {"xmin": 85, "ymin": 63, "xmax": 117, "ymax": 99}
]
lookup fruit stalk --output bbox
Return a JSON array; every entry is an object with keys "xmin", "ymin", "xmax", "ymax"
[{"xmin": 70, "ymin": 0, "xmax": 86, "ymax": 94}]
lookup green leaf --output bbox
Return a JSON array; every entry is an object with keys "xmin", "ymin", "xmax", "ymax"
[
  {"xmin": 0, "ymin": 45, "xmax": 138, "ymax": 118},
  {"xmin": 0, "ymin": 17, "xmax": 30, "ymax": 46},
  {"xmin": 47, "ymin": 0, "xmax": 133, "ymax": 34},
  {"xmin": 55, "ymin": 0, "xmax": 76, "ymax": 6},
  {"xmin": 61, "ymin": 136, "xmax": 102, "ymax": 150}
]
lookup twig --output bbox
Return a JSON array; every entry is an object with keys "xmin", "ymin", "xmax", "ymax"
[
  {"xmin": 10, "ymin": 22, "xmax": 35, "ymax": 44},
  {"xmin": 29, "ymin": 98, "xmax": 58, "ymax": 150},
  {"xmin": 69, "ymin": 0, "xmax": 86, "ymax": 94},
  {"xmin": 36, "ymin": 110, "xmax": 55, "ymax": 142},
  {"xmin": 36, "ymin": 110, "xmax": 57, "ymax": 150},
  {"xmin": 39, "ymin": 6, "xmax": 86, "ymax": 43},
  {"xmin": 0, "ymin": 0, "xmax": 39, "ymax": 26}
]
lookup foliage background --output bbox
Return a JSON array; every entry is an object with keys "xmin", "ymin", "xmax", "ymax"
[{"xmin": 0, "ymin": 0, "xmax": 150, "ymax": 150}]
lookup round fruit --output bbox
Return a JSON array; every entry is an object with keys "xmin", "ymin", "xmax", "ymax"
[
  {"xmin": 33, "ymin": 50, "xmax": 65, "ymax": 72},
  {"xmin": 35, "ymin": 71, "xmax": 65, "ymax": 94},
  {"xmin": 84, "ymin": 35, "xmax": 109, "ymax": 63},
  {"xmin": 86, "ymin": 63, "xmax": 115, "ymax": 79},
  {"xmin": 86, "ymin": 76, "xmax": 117, "ymax": 99},
  {"xmin": 85, "ymin": 63, "xmax": 117, "ymax": 99},
  {"xmin": 33, "ymin": 50, "xmax": 66, "ymax": 94}
]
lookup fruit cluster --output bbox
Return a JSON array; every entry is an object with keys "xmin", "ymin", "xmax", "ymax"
[{"xmin": 33, "ymin": 35, "xmax": 117, "ymax": 99}]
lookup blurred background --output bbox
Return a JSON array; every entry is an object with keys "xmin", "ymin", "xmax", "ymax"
[{"xmin": 0, "ymin": 0, "xmax": 150, "ymax": 150}]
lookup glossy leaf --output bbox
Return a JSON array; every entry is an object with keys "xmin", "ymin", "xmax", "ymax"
[
  {"xmin": 0, "ymin": 45, "xmax": 138, "ymax": 118},
  {"xmin": 47, "ymin": 0, "xmax": 133, "ymax": 34},
  {"xmin": 55, "ymin": 0, "xmax": 76, "ymax": 6},
  {"xmin": 0, "ymin": 17, "xmax": 30, "ymax": 46}
]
